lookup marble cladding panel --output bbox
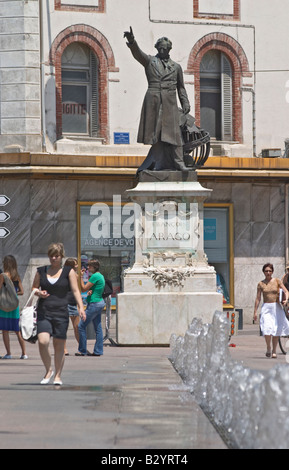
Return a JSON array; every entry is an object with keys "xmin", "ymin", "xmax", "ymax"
[
  {"xmin": 251, "ymin": 222, "xmax": 284, "ymax": 258},
  {"xmin": 55, "ymin": 180, "xmax": 78, "ymax": 220},
  {"xmin": 117, "ymin": 292, "xmax": 222, "ymax": 344},
  {"xmin": 270, "ymin": 185, "xmax": 285, "ymax": 223},
  {"xmin": 30, "ymin": 181, "xmax": 56, "ymax": 221},
  {"xmin": 77, "ymin": 179, "xmax": 136, "ymax": 202},
  {"xmin": 234, "ymin": 222, "xmax": 252, "ymax": 257},
  {"xmin": 232, "ymin": 183, "xmax": 251, "ymax": 222},
  {"xmin": 55, "ymin": 221, "xmax": 77, "ymax": 257},
  {"xmin": 31, "ymin": 220, "xmax": 55, "ymax": 254},
  {"xmin": 202, "ymin": 181, "xmax": 232, "ymax": 201},
  {"xmin": 252, "ymin": 185, "xmax": 270, "ymax": 222}
]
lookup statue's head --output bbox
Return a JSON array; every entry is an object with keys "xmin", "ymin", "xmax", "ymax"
[{"xmin": 155, "ymin": 37, "xmax": 172, "ymax": 59}]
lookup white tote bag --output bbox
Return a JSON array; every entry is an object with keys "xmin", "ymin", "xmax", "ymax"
[{"xmin": 20, "ymin": 290, "xmax": 38, "ymax": 344}]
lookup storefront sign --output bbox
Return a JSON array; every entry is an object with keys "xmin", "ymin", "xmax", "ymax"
[{"xmin": 0, "ymin": 195, "xmax": 10, "ymax": 238}]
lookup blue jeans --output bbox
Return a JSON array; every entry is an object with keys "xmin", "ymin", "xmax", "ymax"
[{"xmin": 78, "ymin": 300, "xmax": 105, "ymax": 355}]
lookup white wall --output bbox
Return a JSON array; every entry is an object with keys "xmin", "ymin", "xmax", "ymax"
[{"xmin": 1, "ymin": 0, "xmax": 289, "ymax": 156}]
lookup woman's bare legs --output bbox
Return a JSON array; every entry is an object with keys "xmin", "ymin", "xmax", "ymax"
[
  {"xmin": 2, "ymin": 331, "xmax": 11, "ymax": 356},
  {"xmin": 53, "ymin": 338, "xmax": 65, "ymax": 382},
  {"xmin": 272, "ymin": 335, "xmax": 279, "ymax": 357},
  {"xmin": 2, "ymin": 331, "xmax": 27, "ymax": 357},
  {"xmin": 264, "ymin": 334, "xmax": 279, "ymax": 357},
  {"xmin": 38, "ymin": 332, "xmax": 52, "ymax": 378},
  {"xmin": 64, "ymin": 316, "xmax": 79, "ymax": 355},
  {"xmin": 16, "ymin": 331, "xmax": 26, "ymax": 356},
  {"xmin": 71, "ymin": 316, "xmax": 80, "ymax": 343}
]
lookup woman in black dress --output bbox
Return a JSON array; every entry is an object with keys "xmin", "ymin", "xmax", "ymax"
[{"xmin": 32, "ymin": 243, "xmax": 85, "ymax": 385}]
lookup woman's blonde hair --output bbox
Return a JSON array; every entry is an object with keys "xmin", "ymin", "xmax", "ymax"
[
  {"xmin": 47, "ymin": 242, "xmax": 65, "ymax": 259},
  {"xmin": 3, "ymin": 255, "xmax": 20, "ymax": 282}
]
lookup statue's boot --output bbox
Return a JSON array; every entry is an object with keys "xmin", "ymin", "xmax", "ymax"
[{"xmin": 170, "ymin": 145, "xmax": 189, "ymax": 171}]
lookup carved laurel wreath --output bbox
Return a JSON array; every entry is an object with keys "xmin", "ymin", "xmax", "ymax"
[{"xmin": 144, "ymin": 266, "xmax": 194, "ymax": 288}]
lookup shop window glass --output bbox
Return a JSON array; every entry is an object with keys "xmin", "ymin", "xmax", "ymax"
[
  {"xmin": 204, "ymin": 203, "xmax": 234, "ymax": 307},
  {"xmin": 78, "ymin": 202, "xmax": 135, "ymax": 307}
]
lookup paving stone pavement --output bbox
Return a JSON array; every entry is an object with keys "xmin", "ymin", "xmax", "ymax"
[{"xmin": 0, "ymin": 331, "xmax": 227, "ymax": 450}]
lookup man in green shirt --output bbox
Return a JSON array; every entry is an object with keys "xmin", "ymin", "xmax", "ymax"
[{"xmin": 77, "ymin": 260, "xmax": 105, "ymax": 356}]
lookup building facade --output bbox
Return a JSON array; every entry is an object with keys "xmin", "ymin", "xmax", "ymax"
[{"xmin": 1, "ymin": 0, "xmax": 289, "ymax": 324}]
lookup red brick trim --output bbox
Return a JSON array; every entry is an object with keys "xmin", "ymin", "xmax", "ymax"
[
  {"xmin": 193, "ymin": 0, "xmax": 240, "ymax": 20},
  {"xmin": 186, "ymin": 32, "xmax": 252, "ymax": 143},
  {"xmin": 55, "ymin": 0, "xmax": 105, "ymax": 12},
  {"xmin": 50, "ymin": 24, "xmax": 118, "ymax": 142}
]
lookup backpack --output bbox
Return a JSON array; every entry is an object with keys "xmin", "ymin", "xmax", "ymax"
[
  {"xmin": 0, "ymin": 274, "xmax": 19, "ymax": 312},
  {"xmin": 103, "ymin": 279, "xmax": 113, "ymax": 299}
]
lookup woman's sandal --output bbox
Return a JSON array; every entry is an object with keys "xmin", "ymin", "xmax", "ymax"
[
  {"xmin": 272, "ymin": 353, "xmax": 277, "ymax": 359},
  {"xmin": 266, "ymin": 351, "xmax": 271, "ymax": 358}
]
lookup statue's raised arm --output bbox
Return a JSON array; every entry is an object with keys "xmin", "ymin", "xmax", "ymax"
[{"xmin": 123, "ymin": 26, "xmax": 134, "ymax": 45}]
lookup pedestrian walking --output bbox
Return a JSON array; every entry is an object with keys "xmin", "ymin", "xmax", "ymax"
[
  {"xmin": 63, "ymin": 257, "xmax": 80, "ymax": 355},
  {"xmin": 254, "ymin": 263, "xmax": 289, "ymax": 358},
  {"xmin": 76, "ymin": 259, "xmax": 105, "ymax": 357},
  {"xmin": 32, "ymin": 243, "xmax": 86, "ymax": 385},
  {"xmin": 0, "ymin": 255, "xmax": 27, "ymax": 360}
]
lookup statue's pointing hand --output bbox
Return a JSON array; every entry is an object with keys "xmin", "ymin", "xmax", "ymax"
[{"xmin": 124, "ymin": 26, "xmax": 135, "ymax": 45}]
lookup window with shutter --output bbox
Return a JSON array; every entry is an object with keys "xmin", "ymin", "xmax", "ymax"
[
  {"xmin": 61, "ymin": 43, "xmax": 99, "ymax": 137},
  {"xmin": 90, "ymin": 51, "xmax": 99, "ymax": 137},
  {"xmin": 221, "ymin": 54, "xmax": 233, "ymax": 141},
  {"xmin": 200, "ymin": 50, "xmax": 233, "ymax": 141}
]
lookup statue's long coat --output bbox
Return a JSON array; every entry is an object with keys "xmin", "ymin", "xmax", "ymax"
[{"xmin": 128, "ymin": 41, "xmax": 190, "ymax": 147}]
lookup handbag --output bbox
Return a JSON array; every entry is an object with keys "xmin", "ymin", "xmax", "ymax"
[
  {"xmin": 20, "ymin": 290, "xmax": 38, "ymax": 344},
  {"xmin": 0, "ymin": 273, "xmax": 19, "ymax": 312},
  {"xmin": 102, "ymin": 278, "xmax": 113, "ymax": 299},
  {"xmin": 279, "ymin": 288, "xmax": 289, "ymax": 319}
]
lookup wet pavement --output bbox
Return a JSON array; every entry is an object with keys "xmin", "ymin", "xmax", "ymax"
[
  {"xmin": 0, "ymin": 331, "xmax": 227, "ymax": 450},
  {"xmin": 0, "ymin": 323, "xmax": 283, "ymax": 450},
  {"xmin": 229, "ymin": 324, "xmax": 289, "ymax": 371}
]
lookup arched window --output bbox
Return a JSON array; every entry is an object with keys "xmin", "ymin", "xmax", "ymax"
[
  {"xmin": 50, "ymin": 25, "xmax": 118, "ymax": 142},
  {"xmin": 200, "ymin": 50, "xmax": 232, "ymax": 141},
  {"xmin": 186, "ymin": 33, "xmax": 252, "ymax": 144},
  {"xmin": 61, "ymin": 43, "xmax": 99, "ymax": 137}
]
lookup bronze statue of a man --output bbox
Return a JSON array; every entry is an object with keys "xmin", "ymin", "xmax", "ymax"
[{"xmin": 124, "ymin": 27, "xmax": 191, "ymax": 172}]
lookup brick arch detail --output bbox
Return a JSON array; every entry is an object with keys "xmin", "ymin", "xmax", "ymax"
[
  {"xmin": 50, "ymin": 25, "xmax": 118, "ymax": 141},
  {"xmin": 186, "ymin": 33, "xmax": 252, "ymax": 143}
]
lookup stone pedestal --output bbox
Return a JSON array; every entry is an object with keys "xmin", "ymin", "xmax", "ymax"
[{"xmin": 117, "ymin": 171, "xmax": 223, "ymax": 345}]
